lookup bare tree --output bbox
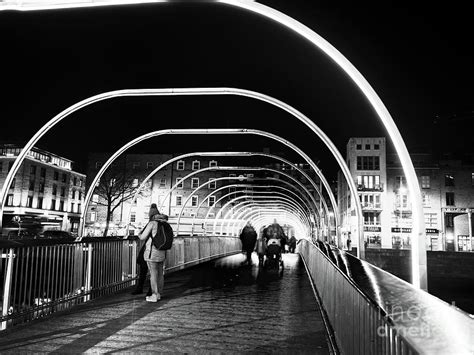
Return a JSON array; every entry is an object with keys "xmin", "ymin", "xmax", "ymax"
[{"xmin": 92, "ymin": 163, "xmax": 150, "ymax": 237}]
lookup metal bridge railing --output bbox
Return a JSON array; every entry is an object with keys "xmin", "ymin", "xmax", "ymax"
[
  {"xmin": 298, "ymin": 239, "xmax": 473, "ymax": 355},
  {"xmin": 1, "ymin": 236, "xmax": 241, "ymax": 331}
]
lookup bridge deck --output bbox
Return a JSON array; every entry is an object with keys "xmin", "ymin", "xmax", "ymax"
[{"xmin": 0, "ymin": 253, "xmax": 330, "ymax": 354}]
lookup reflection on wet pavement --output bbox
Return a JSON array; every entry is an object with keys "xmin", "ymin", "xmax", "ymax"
[{"xmin": 0, "ymin": 252, "xmax": 330, "ymax": 354}]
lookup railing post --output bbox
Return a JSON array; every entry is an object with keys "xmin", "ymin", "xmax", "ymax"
[
  {"xmin": 131, "ymin": 239, "xmax": 137, "ymax": 285},
  {"xmin": 83, "ymin": 243, "xmax": 93, "ymax": 302},
  {"xmin": 1, "ymin": 248, "xmax": 15, "ymax": 331}
]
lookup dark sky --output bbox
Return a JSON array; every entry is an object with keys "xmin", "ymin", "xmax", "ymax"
[{"xmin": 0, "ymin": 1, "xmax": 472, "ymax": 177}]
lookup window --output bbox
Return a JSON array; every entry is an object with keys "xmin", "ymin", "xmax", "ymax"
[
  {"xmin": 147, "ymin": 162, "xmax": 153, "ymax": 169},
  {"xmin": 53, "ymin": 171, "xmax": 58, "ymax": 180},
  {"xmin": 208, "ymin": 196, "xmax": 216, "ymax": 207},
  {"xmin": 424, "ymin": 213, "xmax": 438, "ymax": 228},
  {"xmin": 60, "ymin": 187, "xmax": 65, "ymax": 197},
  {"xmin": 10, "ymin": 178, "xmax": 15, "ymax": 189},
  {"xmin": 26, "ymin": 196, "xmax": 33, "ymax": 208},
  {"xmin": 363, "ymin": 212, "xmax": 380, "ymax": 225},
  {"xmin": 356, "ymin": 144, "xmax": 362, "ymax": 150},
  {"xmin": 422, "ymin": 193, "xmax": 430, "ymax": 207},
  {"xmin": 208, "ymin": 213, "xmax": 215, "ymax": 218},
  {"xmin": 191, "ymin": 196, "xmax": 198, "ymax": 207},
  {"xmin": 396, "ymin": 194, "xmax": 409, "ymax": 209},
  {"xmin": 79, "ymin": 179, "xmax": 83, "ymax": 187},
  {"xmin": 130, "ymin": 212, "xmax": 136, "ymax": 223},
  {"xmin": 6, "ymin": 194, "xmax": 13, "ymax": 206},
  {"xmin": 208, "ymin": 178, "xmax": 216, "ymax": 189},
  {"xmin": 73, "ymin": 177, "xmax": 77, "ymax": 186},
  {"xmin": 472, "ymin": 173, "xmax": 474, "ymax": 186},
  {"xmin": 132, "ymin": 178, "xmax": 139, "ymax": 187},
  {"xmin": 357, "ymin": 175, "xmax": 380, "ymax": 189},
  {"xmin": 37, "ymin": 197, "xmax": 43, "ymax": 209},
  {"xmin": 374, "ymin": 144, "xmax": 380, "ymax": 150},
  {"xmin": 39, "ymin": 182, "xmax": 45, "ymax": 193},
  {"xmin": 51, "ymin": 199, "xmax": 56, "ymax": 210},
  {"xmin": 30, "ymin": 165, "xmax": 36, "ymax": 175},
  {"xmin": 109, "ymin": 178, "xmax": 116, "ymax": 187},
  {"xmin": 192, "ymin": 160, "xmax": 200, "ymax": 170},
  {"xmin": 40, "ymin": 167, "xmax": 46, "ymax": 178},
  {"xmin": 92, "ymin": 194, "xmax": 99, "ymax": 203},
  {"xmin": 191, "ymin": 178, "xmax": 199, "ymax": 189},
  {"xmin": 445, "ymin": 174, "xmax": 454, "ymax": 187},
  {"xmin": 176, "ymin": 195, "xmax": 182, "ymax": 206},
  {"xmin": 176, "ymin": 178, "xmax": 184, "ymax": 189},
  {"xmin": 209, "ymin": 160, "xmax": 217, "ymax": 167},
  {"xmin": 52, "ymin": 184, "xmax": 57, "ymax": 195},
  {"xmin": 60, "ymin": 201, "xmax": 65, "ymax": 211},
  {"xmin": 365, "ymin": 144, "xmax": 371, "ymax": 150},
  {"xmin": 446, "ymin": 192, "xmax": 455, "ymax": 206},
  {"xmin": 177, "ymin": 160, "xmax": 185, "ymax": 170},
  {"xmin": 446, "ymin": 214, "xmax": 454, "ymax": 228},
  {"xmin": 133, "ymin": 162, "xmax": 140, "ymax": 169},
  {"xmin": 395, "ymin": 176, "xmax": 407, "ymax": 190},
  {"xmin": 78, "ymin": 204, "xmax": 81, "ymax": 213},
  {"xmin": 79, "ymin": 192, "xmax": 82, "ymax": 200},
  {"xmin": 356, "ymin": 156, "xmax": 380, "ymax": 170},
  {"xmin": 90, "ymin": 212, "xmax": 97, "ymax": 222},
  {"xmin": 159, "ymin": 178, "xmax": 166, "ymax": 188},
  {"xmin": 421, "ymin": 176, "xmax": 431, "ymax": 189},
  {"xmin": 29, "ymin": 178, "xmax": 35, "ymax": 191},
  {"xmin": 62, "ymin": 173, "xmax": 67, "ymax": 183}
]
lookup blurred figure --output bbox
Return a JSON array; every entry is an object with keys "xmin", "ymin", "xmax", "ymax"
[
  {"xmin": 255, "ymin": 233, "xmax": 267, "ymax": 266},
  {"xmin": 239, "ymin": 222, "xmax": 257, "ymax": 265},
  {"xmin": 288, "ymin": 235, "xmax": 297, "ymax": 253}
]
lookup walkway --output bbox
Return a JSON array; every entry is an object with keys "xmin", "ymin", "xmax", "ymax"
[{"xmin": 0, "ymin": 253, "xmax": 331, "ymax": 354}]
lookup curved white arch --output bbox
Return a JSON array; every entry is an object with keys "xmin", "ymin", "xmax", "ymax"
[
  {"xmin": 226, "ymin": 196, "xmax": 311, "ymax": 238},
  {"xmin": 191, "ymin": 183, "xmax": 320, "ymax": 235},
  {"xmin": 215, "ymin": 195, "xmax": 310, "ymax": 236},
  {"xmin": 244, "ymin": 209, "xmax": 308, "ymax": 239}
]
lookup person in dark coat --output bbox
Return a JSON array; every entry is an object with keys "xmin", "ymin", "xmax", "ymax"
[
  {"xmin": 288, "ymin": 236, "xmax": 297, "ymax": 253},
  {"xmin": 239, "ymin": 222, "xmax": 257, "ymax": 265}
]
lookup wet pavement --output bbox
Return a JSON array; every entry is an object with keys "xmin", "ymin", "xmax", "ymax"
[{"xmin": 0, "ymin": 253, "xmax": 330, "ymax": 354}]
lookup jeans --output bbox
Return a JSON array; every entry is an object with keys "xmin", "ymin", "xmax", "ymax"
[{"xmin": 147, "ymin": 260, "xmax": 164, "ymax": 296}]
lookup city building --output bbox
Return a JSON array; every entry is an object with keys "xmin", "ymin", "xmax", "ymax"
[
  {"xmin": 337, "ymin": 137, "xmax": 474, "ymax": 251},
  {"xmin": 0, "ymin": 144, "xmax": 86, "ymax": 238},
  {"xmin": 85, "ymin": 153, "xmax": 225, "ymax": 237}
]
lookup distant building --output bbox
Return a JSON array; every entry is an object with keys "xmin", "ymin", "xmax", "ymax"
[
  {"xmin": 85, "ymin": 153, "xmax": 225, "ymax": 237},
  {"xmin": 338, "ymin": 137, "xmax": 474, "ymax": 252},
  {"xmin": 0, "ymin": 144, "xmax": 86, "ymax": 238}
]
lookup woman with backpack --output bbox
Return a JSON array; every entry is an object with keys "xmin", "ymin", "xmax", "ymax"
[{"xmin": 138, "ymin": 204, "xmax": 169, "ymax": 302}]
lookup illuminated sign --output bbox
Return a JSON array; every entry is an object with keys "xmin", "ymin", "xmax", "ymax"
[{"xmin": 364, "ymin": 226, "xmax": 381, "ymax": 232}]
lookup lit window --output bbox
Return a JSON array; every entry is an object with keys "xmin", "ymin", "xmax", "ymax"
[
  {"xmin": 422, "ymin": 193, "xmax": 431, "ymax": 207},
  {"xmin": 192, "ymin": 160, "xmax": 200, "ymax": 170},
  {"xmin": 177, "ymin": 161, "xmax": 185, "ymax": 170},
  {"xmin": 191, "ymin": 178, "xmax": 199, "ymax": 189},
  {"xmin": 6, "ymin": 194, "xmax": 13, "ymax": 206},
  {"xmin": 90, "ymin": 212, "xmax": 97, "ymax": 222},
  {"xmin": 445, "ymin": 174, "xmax": 454, "ymax": 187},
  {"xmin": 191, "ymin": 196, "xmax": 199, "ymax": 207},
  {"xmin": 92, "ymin": 194, "xmax": 99, "ymax": 203},
  {"xmin": 421, "ymin": 176, "xmax": 431, "ymax": 189},
  {"xmin": 176, "ymin": 178, "xmax": 184, "ymax": 189},
  {"xmin": 132, "ymin": 178, "xmax": 139, "ymax": 187},
  {"xmin": 130, "ymin": 212, "xmax": 136, "ymax": 223}
]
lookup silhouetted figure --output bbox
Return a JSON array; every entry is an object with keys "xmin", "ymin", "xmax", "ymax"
[
  {"xmin": 240, "ymin": 222, "xmax": 257, "ymax": 265},
  {"xmin": 289, "ymin": 236, "xmax": 297, "ymax": 253}
]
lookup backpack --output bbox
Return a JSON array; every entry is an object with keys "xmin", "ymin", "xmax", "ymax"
[{"xmin": 151, "ymin": 220, "xmax": 174, "ymax": 250}]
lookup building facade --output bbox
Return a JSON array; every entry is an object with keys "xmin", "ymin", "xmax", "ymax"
[
  {"xmin": 338, "ymin": 137, "xmax": 474, "ymax": 251},
  {"xmin": 0, "ymin": 144, "xmax": 86, "ymax": 238},
  {"xmin": 85, "ymin": 153, "xmax": 226, "ymax": 237}
]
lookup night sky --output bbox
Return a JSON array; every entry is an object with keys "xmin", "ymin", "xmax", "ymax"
[{"xmin": 0, "ymin": 1, "xmax": 472, "ymax": 177}]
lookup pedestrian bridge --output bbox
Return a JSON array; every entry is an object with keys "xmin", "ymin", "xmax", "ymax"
[{"xmin": 1, "ymin": 237, "xmax": 472, "ymax": 354}]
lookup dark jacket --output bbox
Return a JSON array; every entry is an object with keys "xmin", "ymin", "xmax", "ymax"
[{"xmin": 240, "ymin": 225, "xmax": 257, "ymax": 251}]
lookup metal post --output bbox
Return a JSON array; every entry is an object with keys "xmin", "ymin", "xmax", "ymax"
[
  {"xmin": 84, "ymin": 243, "xmax": 93, "ymax": 302},
  {"xmin": 1, "ymin": 249, "xmax": 14, "ymax": 331},
  {"xmin": 468, "ymin": 210, "xmax": 472, "ymax": 252}
]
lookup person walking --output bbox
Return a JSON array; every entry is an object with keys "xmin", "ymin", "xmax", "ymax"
[
  {"xmin": 288, "ymin": 235, "xmax": 297, "ymax": 253},
  {"xmin": 255, "ymin": 233, "xmax": 267, "ymax": 266},
  {"xmin": 138, "ymin": 203, "xmax": 168, "ymax": 302},
  {"xmin": 239, "ymin": 222, "xmax": 257, "ymax": 265},
  {"xmin": 346, "ymin": 232, "xmax": 352, "ymax": 251}
]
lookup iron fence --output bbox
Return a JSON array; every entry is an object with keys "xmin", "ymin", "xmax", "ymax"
[{"xmin": 1, "ymin": 236, "xmax": 241, "ymax": 331}]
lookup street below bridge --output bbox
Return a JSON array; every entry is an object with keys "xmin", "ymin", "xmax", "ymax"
[{"xmin": 0, "ymin": 253, "xmax": 330, "ymax": 354}]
